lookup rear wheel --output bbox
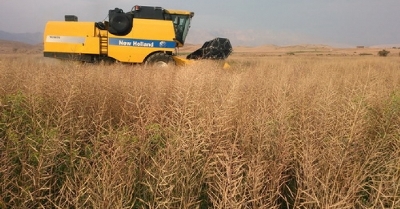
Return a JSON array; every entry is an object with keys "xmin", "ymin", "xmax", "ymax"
[{"xmin": 145, "ymin": 53, "xmax": 175, "ymax": 67}]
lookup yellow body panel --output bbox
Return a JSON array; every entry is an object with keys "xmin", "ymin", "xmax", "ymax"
[
  {"xmin": 44, "ymin": 21, "xmax": 100, "ymax": 54},
  {"xmin": 44, "ymin": 19, "xmax": 178, "ymax": 63},
  {"xmin": 172, "ymin": 56, "xmax": 194, "ymax": 66},
  {"xmin": 107, "ymin": 18, "xmax": 177, "ymax": 63}
]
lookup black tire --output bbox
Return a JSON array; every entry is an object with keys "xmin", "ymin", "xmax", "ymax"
[{"xmin": 145, "ymin": 53, "xmax": 175, "ymax": 67}]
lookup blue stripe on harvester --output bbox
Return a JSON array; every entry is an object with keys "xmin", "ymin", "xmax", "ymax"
[{"xmin": 109, "ymin": 38, "xmax": 176, "ymax": 48}]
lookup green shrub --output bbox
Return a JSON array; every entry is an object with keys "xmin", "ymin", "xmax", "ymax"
[{"xmin": 378, "ymin": 49, "xmax": 390, "ymax": 57}]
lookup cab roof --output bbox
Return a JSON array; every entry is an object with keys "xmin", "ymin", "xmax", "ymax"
[{"xmin": 165, "ymin": 9, "xmax": 194, "ymax": 17}]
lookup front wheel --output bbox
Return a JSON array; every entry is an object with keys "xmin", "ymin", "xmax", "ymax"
[{"xmin": 145, "ymin": 53, "xmax": 175, "ymax": 68}]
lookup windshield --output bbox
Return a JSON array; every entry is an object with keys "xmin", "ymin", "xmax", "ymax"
[{"xmin": 171, "ymin": 15, "xmax": 191, "ymax": 45}]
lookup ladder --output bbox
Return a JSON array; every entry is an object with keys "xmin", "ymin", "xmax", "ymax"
[{"xmin": 99, "ymin": 31, "xmax": 108, "ymax": 55}]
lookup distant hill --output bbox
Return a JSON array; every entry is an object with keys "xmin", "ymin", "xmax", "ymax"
[
  {"xmin": 0, "ymin": 39, "xmax": 42, "ymax": 54},
  {"xmin": 0, "ymin": 30, "xmax": 43, "ymax": 45},
  {"xmin": 369, "ymin": 44, "xmax": 400, "ymax": 49}
]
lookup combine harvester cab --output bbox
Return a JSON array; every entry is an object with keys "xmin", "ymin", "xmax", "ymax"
[{"xmin": 43, "ymin": 5, "xmax": 232, "ymax": 67}]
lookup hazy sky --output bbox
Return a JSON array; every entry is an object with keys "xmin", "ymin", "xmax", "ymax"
[{"xmin": 1, "ymin": 0, "xmax": 399, "ymax": 46}]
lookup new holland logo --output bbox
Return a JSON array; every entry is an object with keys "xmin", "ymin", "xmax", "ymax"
[
  {"xmin": 159, "ymin": 41, "xmax": 166, "ymax": 47},
  {"xmin": 132, "ymin": 41, "xmax": 154, "ymax": 47},
  {"xmin": 118, "ymin": 40, "xmax": 154, "ymax": 47},
  {"xmin": 118, "ymin": 40, "xmax": 131, "ymax": 46},
  {"xmin": 110, "ymin": 38, "xmax": 175, "ymax": 48}
]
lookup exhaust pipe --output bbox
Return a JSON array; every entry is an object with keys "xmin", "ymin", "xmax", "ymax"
[{"xmin": 186, "ymin": 37, "xmax": 232, "ymax": 60}]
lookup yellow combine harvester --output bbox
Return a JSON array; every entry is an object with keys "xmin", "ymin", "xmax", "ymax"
[{"xmin": 43, "ymin": 5, "xmax": 232, "ymax": 66}]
